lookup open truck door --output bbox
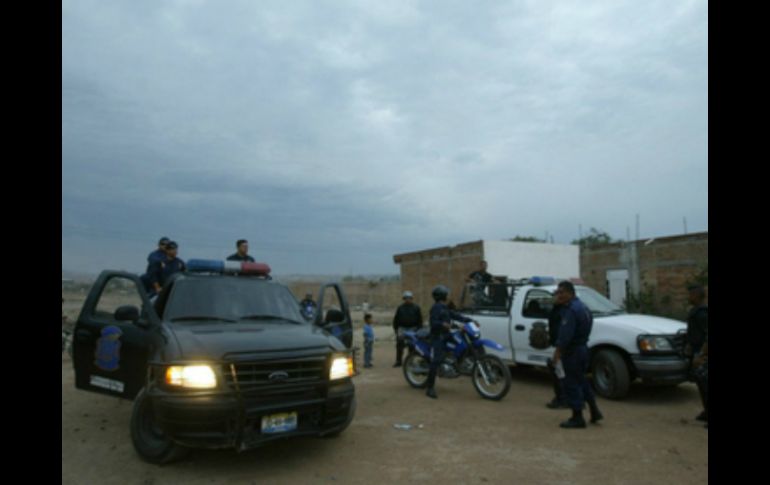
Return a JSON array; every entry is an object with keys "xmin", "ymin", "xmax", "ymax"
[
  {"xmin": 314, "ymin": 283, "xmax": 353, "ymax": 348},
  {"xmin": 72, "ymin": 271, "xmax": 161, "ymax": 400}
]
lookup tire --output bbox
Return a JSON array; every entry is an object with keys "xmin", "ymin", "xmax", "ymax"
[
  {"xmin": 403, "ymin": 351, "xmax": 430, "ymax": 389},
  {"xmin": 472, "ymin": 355, "xmax": 512, "ymax": 400},
  {"xmin": 130, "ymin": 387, "xmax": 190, "ymax": 464},
  {"xmin": 591, "ymin": 349, "xmax": 631, "ymax": 399}
]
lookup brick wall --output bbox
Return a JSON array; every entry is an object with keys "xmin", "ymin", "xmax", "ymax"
[
  {"xmin": 394, "ymin": 241, "xmax": 484, "ymax": 311},
  {"xmin": 580, "ymin": 232, "xmax": 708, "ymax": 320}
]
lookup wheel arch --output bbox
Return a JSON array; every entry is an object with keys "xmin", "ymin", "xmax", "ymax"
[{"xmin": 589, "ymin": 344, "xmax": 637, "ymax": 381}]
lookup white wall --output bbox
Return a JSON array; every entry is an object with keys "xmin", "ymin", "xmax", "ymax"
[{"xmin": 482, "ymin": 241, "xmax": 580, "ymax": 280}]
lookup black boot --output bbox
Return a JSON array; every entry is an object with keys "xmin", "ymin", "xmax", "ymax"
[
  {"xmin": 588, "ymin": 400, "xmax": 604, "ymax": 424},
  {"xmin": 426, "ymin": 387, "xmax": 437, "ymax": 399},
  {"xmin": 560, "ymin": 410, "xmax": 586, "ymax": 429}
]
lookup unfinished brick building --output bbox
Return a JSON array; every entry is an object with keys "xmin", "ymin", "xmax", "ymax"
[
  {"xmin": 393, "ymin": 240, "xmax": 580, "ymax": 311},
  {"xmin": 392, "ymin": 233, "xmax": 707, "ymax": 320}
]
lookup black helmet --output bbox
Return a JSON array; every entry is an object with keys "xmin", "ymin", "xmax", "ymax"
[{"xmin": 432, "ymin": 285, "xmax": 449, "ymax": 302}]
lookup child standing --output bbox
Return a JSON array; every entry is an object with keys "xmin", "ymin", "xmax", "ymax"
[{"xmin": 363, "ymin": 313, "xmax": 375, "ymax": 368}]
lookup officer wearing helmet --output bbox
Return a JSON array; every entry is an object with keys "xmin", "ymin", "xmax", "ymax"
[
  {"xmin": 392, "ymin": 290, "xmax": 423, "ymax": 367},
  {"xmin": 425, "ymin": 285, "xmax": 475, "ymax": 399}
]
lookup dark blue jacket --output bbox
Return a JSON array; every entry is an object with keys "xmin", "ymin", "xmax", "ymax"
[
  {"xmin": 147, "ymin": 249, "xmax": 166, "ymax": 265},
  {"xmin": 145, "ymin": 249, "xmax": 166, "ymax": 275},
  {"xmin": 429, "ymin": 302, "xmax": 472, "ymax": 336},
  {"xmin": 226, "ymin": 253, "xmax": 255, "ymax": 262},
  {"xmin": 555, "ymin": 298, "xmax": 593, "ymax": 354},
  {"xmin": 686, "ymin": 305, "xmax": 708, "ymax": 355},
  {"xmin": 147, "ymin": 257, "xmax": 186, "ymax": 288}
]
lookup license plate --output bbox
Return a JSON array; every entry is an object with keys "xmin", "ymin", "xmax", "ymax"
[{"xmin": 261, "ymin": 412, "xmax": 298, "ymax": 434}]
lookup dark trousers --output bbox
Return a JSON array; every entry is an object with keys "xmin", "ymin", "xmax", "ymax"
[
  {"xmin": 546, "ymin": 358, "xmax": 567, "ymax": 403},
  {"xmin": 395, "ymin": 326, "xmax": 418, "ymax": 364},
  {"xmin": 562, "ymin": 346, "xmax": 595, "ymax": 412},
  {"xmin": 426, "ymin": 336, "xmax": 446, "ymax": 389},
  {"xmin": 693, "ymin": 361, "xmax": 708, "ymax": 417}
]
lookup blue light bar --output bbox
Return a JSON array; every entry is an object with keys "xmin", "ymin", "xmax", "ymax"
[
  {"xmin": 186, "ymin": 259, "xmax": 271, "ymax": 276},
  {"xmin": 187, "ymin": 259, "xmax": 225, "ymax": 273},
  {"xmin": 530, "ymin": 276, "xmax": 556, "ymax": 286}
]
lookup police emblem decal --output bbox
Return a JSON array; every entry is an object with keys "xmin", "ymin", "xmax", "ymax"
[
  {"xmin": 268, "ymin": 371, "xmax": 289, "ymax": 382},
  {"xmin": 94, "ymin": 325, "xmax": 123, "ymax": 372}
]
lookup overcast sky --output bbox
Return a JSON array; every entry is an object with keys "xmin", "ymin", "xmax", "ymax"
[{"xmin": 62, "ymin": 0, "xmax": 708, "ymax": 276}]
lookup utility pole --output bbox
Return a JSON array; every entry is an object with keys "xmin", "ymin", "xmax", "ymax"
[
  {"xmin": 635, "ymin": 214, "xmax": 640, "ymax": 242},
  {"xmin": 683, "ymin": 217, "xmax": 688, "ymax": 235}
]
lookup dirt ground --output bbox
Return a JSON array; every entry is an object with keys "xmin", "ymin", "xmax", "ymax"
[{"xmin": 62, "ymin": 299, "xmax": 707, "ymax": 485}]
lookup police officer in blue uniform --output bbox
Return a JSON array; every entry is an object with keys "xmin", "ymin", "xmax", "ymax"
[
  {"xmin": 148, "ymin": 237, "xmax": 170, "ymax": 265},
  {"xmin": 146, "ymin": 241, "xmax": 186, "ymax": 297},
  {"xmin": 425, "ymin": 285, "xmax": 475, "ymax": 399},
  {"xmin": 141, "ymin": 237, "xmax": 170, "ymax": 295},
  {"xmin": 546, "ymin": 299, "xmax": 568, "ymax": 409},
  {"xmin": 685, "ymin": 284, "xmax": 708, "ymax": 425},
  {"xmin": 552, "ymin": 281, "xmax": 603, "ymax": 428}
]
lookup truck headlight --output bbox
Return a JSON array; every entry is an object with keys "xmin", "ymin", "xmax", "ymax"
[
  {"xmin": 637, "ymin": 336, "xmax": 674, "ymax": 353},
  {"xmin": 330, "ymin": 355, "xmax": 355, "ymax": 380},
  {"xmin": 165, "ymin": 365, "xmax": 217, "ymax": 389}
]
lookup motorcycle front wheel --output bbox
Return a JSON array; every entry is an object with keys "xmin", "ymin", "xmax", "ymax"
[
  {"xmin": 472, "ymin": 355, "xmax": 511, "ymax": 400},
  {"xmin": 403, "ymin": 351, "xmax": 430, "ymax": 389}
]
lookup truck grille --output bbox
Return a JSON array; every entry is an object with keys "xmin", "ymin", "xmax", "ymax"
[{"xmin": 224, "ymin": 356, "xmax": 327, "ymax": 394}]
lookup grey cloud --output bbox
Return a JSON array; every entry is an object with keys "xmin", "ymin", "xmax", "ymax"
[{"xmin": 62, "ymin": 0, "xmax": 707, "ymax": 276}]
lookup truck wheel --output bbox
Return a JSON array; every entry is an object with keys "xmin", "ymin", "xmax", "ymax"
[
  {"xmin": 403, "ymin": 352, "xmax": 429, "ymax": 388},
  {"xmin": 591, "ymin": 350, "xmax": 631, "ymax": 399},
  {"xmin": 130, "ymin": 387, "xmax": 190, "ymax": 464},
  {"xmin": 472, "ymin": 355, "xmax": 512, "ymax": 400}
]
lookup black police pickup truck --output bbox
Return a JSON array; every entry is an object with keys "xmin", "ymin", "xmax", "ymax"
[{"xmin": 72, "ymin": 259, "xmax": 356, "ymax": 464}]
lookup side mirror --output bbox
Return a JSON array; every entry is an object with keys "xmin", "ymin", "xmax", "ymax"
[{"xmin": 114, "ymin": 305, "xmax": 140, "ymax": 322}]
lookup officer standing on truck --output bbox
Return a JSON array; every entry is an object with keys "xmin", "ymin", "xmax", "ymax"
[
  {"xmin": 392, "ymin": 291, "xmax": 423, "ymax": 367},
  {"xmin": 226, "ymin": 239, "xmax": 255, "ymax": 262},
  {"xmin": 141, "ymin": 237, "xmax": 170, "ymax": 294},
  {"xmin": 466, "ymin": 260, "xmax": 493, "ymax": 305},
  {"xmin": 685, "ymin": 284, "xmax": 708, "ymax": 426},
  {"xmin": 147, "ymin": 241, "xmax": 186, "ymax": 296},
  {"xmin": 148, "ymin": 237, "xmax": 170, "ymax": 265},
  {"xmin": 552, "ymin": 281, "xmax": 603, "ymax": 428},
  {"xmin": 425, "ymin": 285, "xmax": 474, "ymax": 399}
]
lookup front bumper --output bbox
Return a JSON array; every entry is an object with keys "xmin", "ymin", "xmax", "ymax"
[
  {"xmin": 631, "ymin": 355, "xmax": 690, "ymax": 385},
  {"xmin": 149, "ymin": 379, "xmax": 355, "ymax": 451}
]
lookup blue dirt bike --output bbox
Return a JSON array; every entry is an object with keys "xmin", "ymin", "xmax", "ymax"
[{"xmin": 402, "ymin": 321, "xmax": 512, "ymax": 400}]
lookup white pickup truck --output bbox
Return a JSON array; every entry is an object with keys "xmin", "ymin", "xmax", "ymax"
[{"xmin": 458, "ymin": 277, "xmax": 690, "ymax": 399}]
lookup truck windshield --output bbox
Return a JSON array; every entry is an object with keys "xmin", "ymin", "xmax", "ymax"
[
  {"xmin": 164, "ymin": 278, "xmax": 306, "ymax": 324},
  {"xmin": 575, "ymin": 287, "xmax": 624, "ymax": 316}
]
